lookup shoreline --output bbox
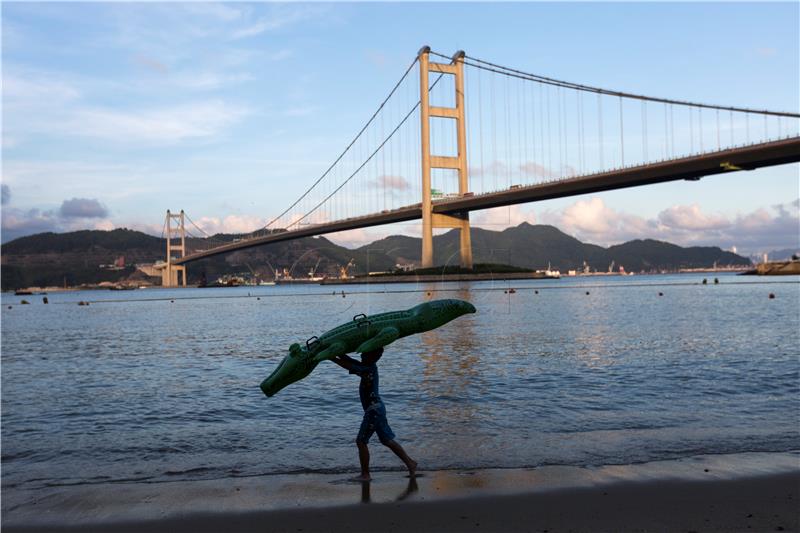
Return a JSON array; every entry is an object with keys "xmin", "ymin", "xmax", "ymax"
[{"xmin": 3, "ymin": 451, "xmax": 798, "ymax": 532}]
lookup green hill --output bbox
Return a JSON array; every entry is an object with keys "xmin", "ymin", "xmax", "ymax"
[
  {"xmin": 361, "ymin": 223, "xmax": 750, "ymax": 272},
  {"xmin": 1, "ymin": 229, "xmax": 394, "ymax": 290},
  {"xmin": 1, "ymin": 223, "xmax": 751, "ymax": 290}
]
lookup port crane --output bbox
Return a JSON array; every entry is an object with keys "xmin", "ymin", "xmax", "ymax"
[{"xmin": 339, "ymin": 258, "xmax": 355, "ymax": 279}]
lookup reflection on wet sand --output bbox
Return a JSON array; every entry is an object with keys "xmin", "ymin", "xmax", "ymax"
[{"xmin": 358, "ymin": 476, "xmax": 419, "ymax": 504}]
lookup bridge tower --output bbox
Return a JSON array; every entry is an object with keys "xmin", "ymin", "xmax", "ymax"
[
  {"xmin": 418, "ymin": 46, "xmax": 473, "ymax": 269},
  {"xmin": 163, "ymin": 209, "xmax": 187, "ymax": 287}
]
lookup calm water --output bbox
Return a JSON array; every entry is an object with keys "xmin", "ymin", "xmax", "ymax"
[{"xmin": 2, "ymin": 274, "xmax": 799, "ymax": 491}]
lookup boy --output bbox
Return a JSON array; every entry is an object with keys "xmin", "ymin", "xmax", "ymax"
[{"xmin": 332, "ymin": 348, "xmax": 417, "ymax": 481}]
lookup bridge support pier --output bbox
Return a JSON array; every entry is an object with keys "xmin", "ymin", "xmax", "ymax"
[
  {"xmin": 419, "ymin": 47, "xmax": 473, "ymax": 269},
  {"xmin": 163, "ymin": 209, "xmax": 187, "ymax": 288}
]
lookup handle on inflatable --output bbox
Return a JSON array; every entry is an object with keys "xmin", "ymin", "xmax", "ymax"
[
  {"xmin": 306, "ymin": 336, "xmax": 320, "ymax": 350},
  {"xmin": 353, "ymin": 314, "xmax": 371, "ymax": 328}
]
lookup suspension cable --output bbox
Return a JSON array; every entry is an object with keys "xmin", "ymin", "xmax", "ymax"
[
  {"xmin": 257, "ymin": 56, "xmax": 420, "ymax": 233},
  {"xmin": 431, "ymin": 50, "xmax": 800, "ymax": 118},
  {"xmin": 286, "ymin": 73, "xmax": 447, "ymax": 229}
]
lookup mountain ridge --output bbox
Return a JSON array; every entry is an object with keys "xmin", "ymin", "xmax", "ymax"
[{"xmin": 1, "ymin": 224, "xmax": 751, "ymax": 289}]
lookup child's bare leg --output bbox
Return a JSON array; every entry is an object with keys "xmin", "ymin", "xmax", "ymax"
[
  {"xmin": 354, "ymin": 441, "xmax": 371, "ymax": 481},
  {"xmin": 383, "ymin": 440, "xmax": 417, "ymax": 476}
]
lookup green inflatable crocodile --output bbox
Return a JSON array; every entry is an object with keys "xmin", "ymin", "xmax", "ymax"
[{"xmin": 260, "ymin": 299, "xmax": 476, "ymax": 397}]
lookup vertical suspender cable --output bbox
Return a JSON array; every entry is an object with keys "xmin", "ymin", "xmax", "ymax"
[
  {"xmin": 699, "ymin": 108, "xmax": 704, "ymax": 153},
  {"xmin": 521, "ymin": 78, "xmax": 528, "ymax": 182},
  {"xmin": 539, "ymin": 82, "xmax": 544, "ymax": 179},
  {"xmin": 547, "ymin": 85, "xmax": 553, "ymax": 179},
  {"xmin": 619, "ymin": 95, "xmax": 625, "ymax": 167},
  {"xmin": 505, "ymin": 73, "xmax": 512, "ymax": 186},
  {"xmin": 663, "ymin": 104, "xmax": 668, "ymax": 159},
  {"xmin": 518, "ymin": 78, "xmax": 524, "ymax": 182},
  {"xmin": 532, "ymin": 80, "xmax": 539, "ymax": 181},
  {"xmin": 381, "ymin": 107, "xmax": 386, "ymax": 210},
  {"xmin": 521, "ymin": 76, "xmax": 528, "ymax": 181},
  {"xmin": 478, "ymin": 65, "xmax": 485, "ymax": 194},
  {"xmin": 669, "ymin": 104, "xmax": 675, "ymax": 158},
  {"xmin": 598, "ymin": 93, "xmax": 604, "ymax": 170},
  {"xmin": 578, "ymin": 91, "xmax": 584, "ymax": 174},
  {"xmin": 491, "ymin": 70, "xmax": 498, "ymax": 190},
  {"xmin": 642, "ymin": 100, "xmax": 648, "ymax": 163},
  {"xmin": 556, "ymin": 86, "xmax": 563, "ymax": 176},
  {"xmin": 746, "ymin": 112, "xmax": 750, "ymax": 144}
]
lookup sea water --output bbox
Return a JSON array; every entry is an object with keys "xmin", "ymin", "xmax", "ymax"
[{"xmin": 2, "ymin": 274, "xmax": 798, "ymax": 491}]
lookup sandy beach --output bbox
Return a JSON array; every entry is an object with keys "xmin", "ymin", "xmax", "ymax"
[{"xmin": 4, "ymin": 452, "xmax": 798, "ymax": 533}]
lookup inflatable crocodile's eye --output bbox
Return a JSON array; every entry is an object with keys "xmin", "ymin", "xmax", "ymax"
[{"xmin": 289, "ymin": 343, "xmax": 302, "ymax": 357}]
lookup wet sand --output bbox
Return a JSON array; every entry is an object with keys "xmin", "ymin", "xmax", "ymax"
[{"xmin": 4, "ymin": 452, "xmax": 799, "ymax": 533}]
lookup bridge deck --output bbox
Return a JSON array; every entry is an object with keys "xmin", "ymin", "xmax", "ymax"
[{"xmin": 174, "ymin": 137, "xmax": 800, "ymax": 265}]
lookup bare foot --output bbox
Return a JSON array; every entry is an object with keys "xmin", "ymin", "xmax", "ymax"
[
  {"xmin": 349, "ymin": 474, "xmax": 371, "ymax": 482},
  {"xmin": 407, "ymin": 459, "xmax": 418, "ymax": 477}
]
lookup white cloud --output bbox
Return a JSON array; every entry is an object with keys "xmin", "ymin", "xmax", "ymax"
[
  {"xmin": 473, "ymin": 206, "xmax": 536, "ymax": 229},
  {"xmin": 284, "ymin": 106, "xmax": 315, "ymax": 117},
  {"xmin": 170, "ymin": 71, "xmax": 254, "ymax": 91},
  {"xmin": 229, "ymin": 5, "xmax": 325, "ymax": 40},
  {"xmin": 370, "ymin": 175, "xmax": 411, "ymax": 192},
  {"xmin": 58, "ymin": 101, "xmax": 247, "ymax": 143},
  {"xmin": 59, "ymin": 198, "xmax": 109, "ymax": 218},
  {"xmin": 1, "ymin": 208, "xmax": 60, "ymax": 242},
  {"xmin": 326, "ymin": 228, "xmax": 383, "ymax": 248},
  {"xmin": 4, "ymin": 66, "xmax": 250, "ymax": 145},
  {"xmin": 3, "ymin": 73, "xmax": 81, "ymax": 104},
  {"xmin": 191, "ymin": 215, "xmax": 267, "ymax": 236},
  {"xmin": 1, "ymin": 202, "xmax": 115, "ymax": 243},
  {"xmin": 540, "ymin": 196, "xmax": 799, "ymax": 254},
  {"xmin": 543, "ymin": 197, "xmax": 654, "ymax": 242},
  {"xmin": 657, "ymin": 204, "xmax": 728, "ymax": 231},
  {"xmin": 180, "ymin": 3, "xmax": 244, "ymax": 22},
  {"xmin": 2, "ymin": 160, "xmax": 157, "ymax": 203}
]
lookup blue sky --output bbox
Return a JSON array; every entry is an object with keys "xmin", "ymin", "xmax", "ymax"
[{"xmin": 2, "ymin": 2, "xmax": 798, "ymax": 255}]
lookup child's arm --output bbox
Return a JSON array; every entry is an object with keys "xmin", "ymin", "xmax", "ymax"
[{"xmin": 332, "ymin": 354, "xmax": 360, "ymax": 371}]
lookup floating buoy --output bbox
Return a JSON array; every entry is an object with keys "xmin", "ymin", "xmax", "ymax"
[
  {"xmin": 658, "ymin": 292, "xmax": 663, "ymax": 296},
  {"xmin": 170, "ymin": 300, "xmax": 174, "ymax": 303},
  {"xmin": 702, "ymin": 278, "xmax": 707, "ymax": 285},
  {"xmin": 257, "ymin": 297, "xmax": 261, "ymax": 301},
  {"xmin": 42, "ymin": 297, "xmax": 49, "ymax": 304},
  {"xmin": 769, "ymin": 293, "xmax": 775, "ymax": 299},
  {"xmin": 585, "ymin": 291, "xmax": 590, "ymax": 295},
  {"xmin": 534, "ymin": 290, "xmax": 539, "ymax": 294},
  {"xmin": 714, "ymin": 278, "xmax": 719, "ymax": 285},
  {"xmin": 7, "ymin": 305, "xmax": 11, "ymax": 309}
]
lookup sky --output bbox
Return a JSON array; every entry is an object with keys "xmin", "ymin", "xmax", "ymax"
[{"xmin": 2, "ymin": 1, "xmax": 799, "ymax": 256}]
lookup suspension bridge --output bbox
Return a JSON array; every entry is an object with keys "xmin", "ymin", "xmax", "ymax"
[{"xmin": 158, "ymin": 47, "xmax": 800, "ymax": 287}]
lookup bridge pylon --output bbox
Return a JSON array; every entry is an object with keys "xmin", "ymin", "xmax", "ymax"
[
  {"xmin": 163, "ymin": 209, "xmax": 187, "ymax": 287},
  {"xmin": 419, "ymin": 46, "xmax": 473, "ymax": 269}
]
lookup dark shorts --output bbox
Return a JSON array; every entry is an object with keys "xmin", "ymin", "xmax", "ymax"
[{"xmin": 356, "ymin": 403, "xmax": 395, "ymax": 444}]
